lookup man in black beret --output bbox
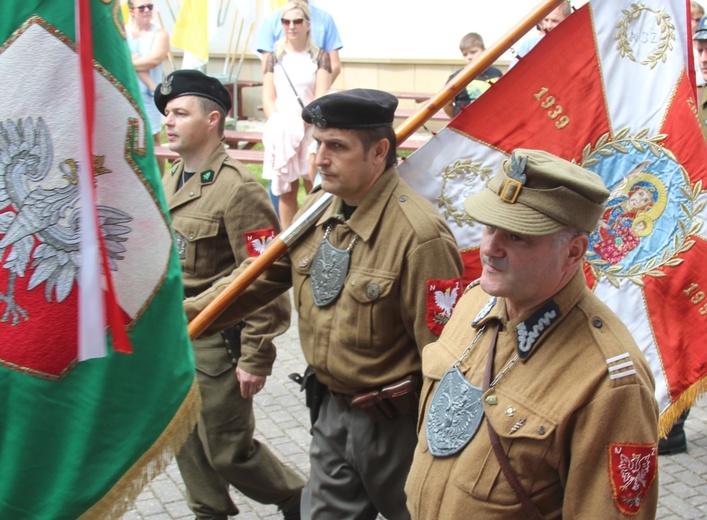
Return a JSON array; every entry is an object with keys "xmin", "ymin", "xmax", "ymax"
[
  {"xmin": 157, "ymin": 69, "xmax": 304, "ymax": 520},
  {"xmin": 184, "ymin": 88, "xmax": 464, "ymax": 519}
]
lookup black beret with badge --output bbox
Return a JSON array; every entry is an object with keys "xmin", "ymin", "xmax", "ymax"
[
  {"xmin": 154, "ymin": 69, "xmax": 232, "ymax": 115},
  {"xmin": 464, "ymin": 149, "xmax": 610, "ymax": 235},
  {"xmin": 302, "ymin": 88, "xmax": 398, "ymax": 129}
]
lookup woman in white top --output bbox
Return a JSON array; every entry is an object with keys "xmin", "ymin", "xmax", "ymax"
[
  {"xmin": 125, "ymin": 1, "xmax": 170, "ymax": 171},
  {"xmin": 262, "ymin": 0, "xmax": 332, "ymax": 228}
]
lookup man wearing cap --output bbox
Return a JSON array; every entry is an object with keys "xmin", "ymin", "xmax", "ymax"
[
  {"xmin": 155, "ymin": 70, "xmax": 305, "ymax": 520},
  {"xmin": 184, "ymin": 88, "xmax": 464, "ymax": 519},
  {"xmin": 405, "ymin": 150, "xmax": 659, "ymax": 519},
  {"xmin": 694, "ymin": 16, "xmax": 707, "ymax": 141}
]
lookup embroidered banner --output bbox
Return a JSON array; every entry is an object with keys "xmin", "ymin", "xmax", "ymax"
[
  {"xmin": 0, "ymin": 1, "xmax": 197, "ymax": 517},
  {"xmin": 400, "ymin": 0, "xmax": 707, "ymax": 432}
]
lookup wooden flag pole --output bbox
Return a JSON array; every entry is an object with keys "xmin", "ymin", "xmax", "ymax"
[
  {"xmin": 222, "ymin": 7, "xmax": 239, "ymax": 75},
  {"xmin": 164, "ymin": 0, "xmax": 176, "ymax": 23},
  {"xmin": 187, "ymin": 0, "xmax": 567, "ymax": 340},
  {"xmin": 157, "ymin": 11, "xmax": 175, "ymax": 71},
  {"xmin": 228, "ymin": 21, "xmax": 254, "ymax": 82}
]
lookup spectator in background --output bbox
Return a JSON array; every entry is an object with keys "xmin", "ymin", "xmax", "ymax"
[
  {"xmin": 257, "ymin": 0, "xmax": 343, "ymax": 82},
  {"xmin": 692, "ymin": 2, "xmax": 705, "ymax": 86},
  {"xmin": 508, "ymin": 1, "xmax": 572, "ymax": 69},
  {"xmin": 443, "ymin": 32, "xmax": 502, "ymax": 118},
  {"xmin": 262, "ymin": 1, "xmax": 332, "ymax": 229},
  {"xmin": 125, "ymin": 0, "xmax": 170, "ymax": 172},
  {"xmin": 257, "ymin": 0, "xmax": 343, "ymax": 218}
]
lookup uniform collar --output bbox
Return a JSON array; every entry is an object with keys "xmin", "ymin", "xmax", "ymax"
[
  {"xmin": 314, "ymin": 166, "xmax": 400, "ymax": 242},
  {"xmin": 472, "ymin": 269, "xmax": 588, "ymax": 361},
  {"xmin": 166, "ymin": 144, "xmax": 229, "ymax": 210}
]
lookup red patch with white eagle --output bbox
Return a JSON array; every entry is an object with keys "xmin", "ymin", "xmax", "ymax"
[
  {"xmin": 244, "ymin": 227, "xmax": 275, "ymax": 257},
  {"xmin": 608, "ymin": 443, "xmax": 657, "ymax": 516},
  {"xmin": 426, "ymin": 278, "xmax": 461, "ymax": 335}
]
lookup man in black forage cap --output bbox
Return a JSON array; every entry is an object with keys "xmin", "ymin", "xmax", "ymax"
[
  {"xmin": 183, "ymin": 89, "xmax": 464, "ymax": 519},
  {"xmin": 156, "ymin": 70, "xmax": 305, "ymax": 520}
]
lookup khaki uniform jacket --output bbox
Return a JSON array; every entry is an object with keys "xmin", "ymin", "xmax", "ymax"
[
  {"xmin": 185, "ymin": 167, "xmax": 464, "ymax": 394},
  {"xmin": 700, "ymin": 85, "xmax": 707, "ymax": 143},
  {"xmin": 405, "ymin": 270, "xmax": 659, "ymax": 519},
  {"xmin": 165, "ymin": 145, "xmax": 290, "ymax": 375}
]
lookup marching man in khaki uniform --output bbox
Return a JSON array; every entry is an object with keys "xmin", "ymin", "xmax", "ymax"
[
  {"xmin": 185, "ymin": 89, "xmax": 464, "ymax": 519},
  {"xmin": 155, "ymin": 70, "xmax": 304, "ymax": 520},
  {"xmin": 405, "ymin": 150, "xmax": 659, "ymax": 519}
]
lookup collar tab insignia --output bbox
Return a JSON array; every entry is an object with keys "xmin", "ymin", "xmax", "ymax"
[
  {"xmin": 472, "ymin": 296, "xmax": 498, "ymax": 327},
  {"xmin": 516, "ymin": 300, "xmax": 560, "ymax": 359}
]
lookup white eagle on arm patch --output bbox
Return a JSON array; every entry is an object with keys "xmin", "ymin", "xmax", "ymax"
[
  {"xmin": 251, "ymin": 235, "xmax": 273, "ymax": 255},
  {"xmin": 435, "ymin": 286, "xmax": 458, "ymax": 318}
]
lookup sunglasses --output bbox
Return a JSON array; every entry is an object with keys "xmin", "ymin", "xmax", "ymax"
[
  {"xmin": 134, "ymin": 3, "xmax": 154, "ymax": 12},
  {"xmin": 281, "ymin": 18, "xmax": 306, "ymax": 27}
]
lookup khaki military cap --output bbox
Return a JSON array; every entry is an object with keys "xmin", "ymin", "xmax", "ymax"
[{"xmin": 464, "ymin": 149, "xmax": 610, "ymax": 235}]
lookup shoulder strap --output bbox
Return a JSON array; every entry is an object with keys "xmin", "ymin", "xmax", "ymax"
[
  {"xmin": 483, "ymin": 323, "xmax": 545, "ymax": 520},
  {"xmin": 274, "ymin": 53, "xmax": 305, "ymax": 109}
]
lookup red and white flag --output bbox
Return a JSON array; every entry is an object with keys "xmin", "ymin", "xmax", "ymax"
[{"xmin": 400, "ymin": 0, "xmax": 707, "ymax": 433}]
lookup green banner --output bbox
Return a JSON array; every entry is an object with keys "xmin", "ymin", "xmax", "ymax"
[{"xmin": 0, "ymin": 1, "xmax": 197, "ymax": 518}]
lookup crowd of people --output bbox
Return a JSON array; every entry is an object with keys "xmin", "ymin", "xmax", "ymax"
[{"xmin": 120, "ymin": 0, "xmax": 707, "ymax": 518}]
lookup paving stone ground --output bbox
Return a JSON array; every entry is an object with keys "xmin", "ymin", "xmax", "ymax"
[{"xmin": 123, "ymin": 302, "xmax": 707, "ymax": 520}]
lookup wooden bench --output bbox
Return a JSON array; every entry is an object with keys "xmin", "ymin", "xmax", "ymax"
[
  {"xmin": 389, "ymin": 91, "xmax": 434, "ymax": 103},
  {"xmin": 223, "ymin": 130, "xmax": 263, "ymax": 150},
  {"xmin": 221, "ymin": 128, "xmax": 427, "ymax": 152},
  {"xmin": 394, "ymin": 108, "xmax": 450, "ymax": 122},
  {"xmin": 221, "ymin": 80, "xmax": 264, "ymax": 120},
  {"xmin": 154, "ymin": 145, "xmax": 264, "ymax": 164}
]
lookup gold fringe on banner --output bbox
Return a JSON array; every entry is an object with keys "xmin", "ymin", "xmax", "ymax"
[
  {"xmin": 658, "ymin": 376, "xmax": 707, "ymax": 438},
  {"xmin": 79, "ymin": 378, "xmax": 202, "ymax": 520}
]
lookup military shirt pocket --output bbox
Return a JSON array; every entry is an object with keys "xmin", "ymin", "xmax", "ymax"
[
  {"xmin": 172, "ymin": 214, "xmax": 220, "ymax": 275},
  {"xmin": 291, "ymin": 245, "xmax": 316, "ymax": 313},
  {"xmin": 193, "ymin": 334, "xmax": 233, "ymax": 377},
  {"xmin": 455, "ymin": 394, "xmax": 558, "ymax": 505},
  {"xmin": 341, "ymin": 271, "xmax": 395, "ymax": 351}
]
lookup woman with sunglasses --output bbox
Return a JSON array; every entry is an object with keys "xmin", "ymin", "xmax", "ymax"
[
  {"xmin": 262, "ymin": 0, "xmax": 332, "ymax": 228},
  {"xmin": 126, "ymin": 1, "xmax": 170, "ymax": 172}
]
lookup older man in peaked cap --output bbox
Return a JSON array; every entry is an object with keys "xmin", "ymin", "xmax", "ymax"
[
  {"xmin": 156, "ymin": 70, "xmax": 304, "ymax": 520},
  {"xmin": 405, "ymin": 149, "xmax": 659, "ymax": 519},
  {"xmin": 184, "ymin": 88, "xmax": 464, "ymax": 519}
]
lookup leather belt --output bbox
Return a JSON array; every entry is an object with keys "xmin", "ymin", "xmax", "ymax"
[{"xmin": 329, "ymin": 390, "xmax": 354, "ymax": 409}]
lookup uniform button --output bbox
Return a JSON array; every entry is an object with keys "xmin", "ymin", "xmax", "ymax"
[
  {"xmin": 538, "ymin": 426, "xmax": 546, "ymax": 435},
  {"xmin": 365, "ymin": 282, "xmax": 380, "ymax": 300},
  {"xmin": 399, "ymin": 195, "xmax": 407, "ymax": 202},
  {"xmin": 189, "ymin": 191, "xmax": 194, "ymax": 197},
  {"xmin": 485, "ymin": 395, "xmax": 498, "ymax": 405},
  {"xmin": 188, "ymin": 233, "xmax": 194, "ymax": 240},
  {"xmin": 505, "ymin": 407, "xmax": 516, "ymax": 417},
  {"xmin": 593, "ymin": 318, "xmax": 603, "ymax": 328},
  {"xmin": 350, "ymin": 280, "xmax": 357, "ymax": 286},
  {"xmin": 299, "ymin": 256, "xmax": 310, "ymax": 268}
]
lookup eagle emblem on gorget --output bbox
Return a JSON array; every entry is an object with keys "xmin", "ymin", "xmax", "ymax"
[{"xmin": 0, "ymin": 116, "xmax": 132, "ymax": 325}]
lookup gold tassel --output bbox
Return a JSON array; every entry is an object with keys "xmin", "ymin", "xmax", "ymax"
[
  {"xmin": 79, "ymin": 378, "xmax": 202, "ymax": 519},
  {"xmin": 658, "ymin": 376, "xmax": 706, "ymax": 438}
]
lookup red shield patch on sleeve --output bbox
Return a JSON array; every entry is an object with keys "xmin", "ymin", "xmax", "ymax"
[
  {"xmin": 608, "ymin": 442, "xmax": 657, "ymax": 516},
  {"xmin": 426, "ymin": 278, "xmax": 461, "ymax": 335},
  {"xmin": 244, "ymin": 227, "xmax": 275, "ymax": 257}
]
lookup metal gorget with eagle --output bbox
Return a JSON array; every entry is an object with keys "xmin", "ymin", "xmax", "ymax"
[{"xmin": 311, "ymin": 222, "xmax": 358, "ymax": 307}]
